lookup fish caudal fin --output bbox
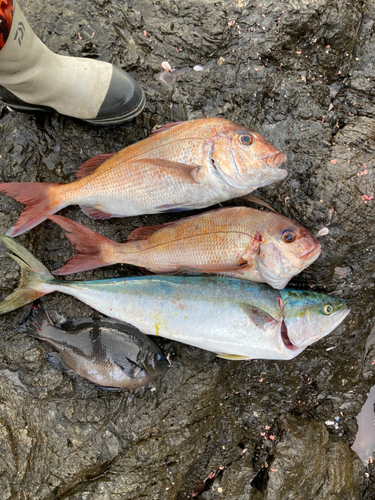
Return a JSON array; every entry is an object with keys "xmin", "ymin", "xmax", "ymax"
[
  {"xmin": 0, "ymin": 182, "xmax": 61, "ymax": 237},
  {"xmin": 0, "ymin": 236, "xmax": 55, "ymax": 315},
  {"xmin": 48, "ymin": 215, "xmax": 115, "ymax": 275},
  {"xmin": 15, "ymin": 300, "xmax": 53, "ymax": 340}
]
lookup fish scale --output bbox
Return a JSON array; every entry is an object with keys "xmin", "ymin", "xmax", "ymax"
[
  {"xmin": 16, "ymin": 303, "xmax": 169, "ymax": 389},
  {"xmin": 0, "ymin": 235, "xmax": 350, "ymax": 361},
  {"xmin": 50, "ymin": 207, "xmax": 321, "ymax": 289},
  {"xmin": 0, "ymin": 117, "xmax": 287, "ymax": 236}
]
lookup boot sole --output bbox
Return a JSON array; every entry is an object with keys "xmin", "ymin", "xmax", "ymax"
[
  {"xmin": 0, "ymin": 86, "xmax": 146, "ymax": 125},
  {"xmin": 84, "ymin": 90, "xmax": 146, "ymax": 125}
]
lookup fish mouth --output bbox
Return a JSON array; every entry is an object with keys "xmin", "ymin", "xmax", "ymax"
[
  {"xmin": 301, "ymin": 243, "xmax": 322, "ymax": 261},
  {"xmin": 259, "ymin": 151, "xmax": 287, "ymax": 168},
  {"xmin": 281, "ymin": 319, "xmax": 301, "ymax": 351}
]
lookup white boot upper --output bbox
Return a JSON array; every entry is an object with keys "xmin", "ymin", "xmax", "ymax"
[{"xmin": 0, "ymin": 1, "xmax": 143, "ymax": 122}]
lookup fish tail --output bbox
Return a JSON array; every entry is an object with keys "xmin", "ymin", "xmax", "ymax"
[
  {"xmin": 15, "ymin": 300, "xmax": 54, "ymax": 340},
  {"xmin": 0, "ymin": 182, "xmax": 61, "ymax": 237},
  {"xmin": 48, "ymin": 215, "xmax": 117, "ymax": 275},
  {"xmin": 0, "ymin": 235, "xmax": 55, "ymax": 315}
]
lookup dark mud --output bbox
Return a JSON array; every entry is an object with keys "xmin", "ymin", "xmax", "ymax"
[{"xmin": 0, "ymin": 0, "xmax": 374, "ymax": 498}]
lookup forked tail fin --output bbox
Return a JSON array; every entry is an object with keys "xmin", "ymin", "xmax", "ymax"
[
  {"xmin": 15, "ymin": 300, "xmax": 54, "ymax": 340},
  {"xmin": 48, "ymin": 215, "xmax": 115, "ymax": 275},
  {"xmin": 0, "ymin": 182, "xmax": 61, "ymax": 237},
  {"xmin": 0, "ymin": 236, "xmax": 55, "ymax": 315}
]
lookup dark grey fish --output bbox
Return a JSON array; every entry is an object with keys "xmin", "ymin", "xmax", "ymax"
[{"xmin": 16, "ymin": 302, "xmax": 170, "ymax": 389}]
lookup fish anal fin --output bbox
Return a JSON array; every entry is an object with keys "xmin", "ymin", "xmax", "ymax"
[
  {"xmin": 155, "ymin": 204, "xmax": 195, "ymax": 213},
  {"xmin": 150, "ymin": 121, "xmax": 185, "ymax": 136},
  {"xmin": 240, "ymin": 303, "xmax": 278, "ymax": 331},
  {"xmin": 46, "ymin": 352, "xmax": 70, "ymax": 373},
  {"xmin": 75, "ymin": 153, "xmax": 118, "ymax": 179},
  {"xmin": 97, "ymin": 386, "xmax": 123, "ymax": 392},
  {"xmin": 79, "ymin": 206, "xmax": 116, "ymax": 219},
  {"xmin": 216, "ymin": 353, "xmax": 254, "ymax": 360}
]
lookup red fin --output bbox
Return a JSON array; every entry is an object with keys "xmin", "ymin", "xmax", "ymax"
[
  {"xmin": 75, "ymin": 152, "xmax": 117, "ymax": 179},
  {"xmin": 143, "ymin": 158, "xmax": 201, "ymax": 184},
  {"xmin": 48, "ymin": 215, "xmax": 114, "ymax": 275},
  {"xmin": 126, "ymin": 220, "xmax": 180, "ymax": 242},
  {"xmin": 150, "ymin": 121, "xmax": 185, "ymax": 136},
  {"xmin": 0, "ymin": 182, "xmax": 60, "ymax": 237},
  {"xmin": 79, "ymin": 206, "xmax": 116, "ymax": 219},
  {"xmin": 240, "ymin": 194, "xmax": 276, "ymax": 212}
]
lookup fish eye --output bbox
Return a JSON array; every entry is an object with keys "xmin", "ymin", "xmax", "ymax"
[
  {"xmin": 156, "ymin": 354, "xmax": 164, "ymax": 362},
  {"xmin": 282, "ymin": 229, "xmax": 296, "ymax": 243},
  {"xmin": 323, "ymin": 304, "xmax": 334, "ymax": 315},
  {"xmin": 239, "ymin": 133, "xmax": 254, "ymax": 145}
]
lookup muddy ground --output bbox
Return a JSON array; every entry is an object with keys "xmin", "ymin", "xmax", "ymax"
[{"xmin": 0, "ymin": 0, "xmax": 374, "ymax": 498}]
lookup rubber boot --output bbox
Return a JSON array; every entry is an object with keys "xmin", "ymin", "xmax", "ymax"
[{"xmin": 0, "ymin": 1, "xmax": 145, "ymax": 124}]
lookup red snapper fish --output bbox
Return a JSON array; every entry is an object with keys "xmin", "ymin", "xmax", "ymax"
[
  {"xmin": 0, "ymin": 118, "xmax": 287, "ymax": 237},
  {"xmin": 49, "ymin": 207, "xmax": 321, "ymax": 289}
]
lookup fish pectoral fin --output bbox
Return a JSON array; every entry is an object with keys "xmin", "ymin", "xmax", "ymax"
[
  {"xmin": 239, "ymin": 194, "xmax": 276, "ymax": 212},
  {"xmin": 138, "ymin": 158, "xmax": 201, "ymax": 184},
  {"xmin": 216, "ymin": 353, "xmax": 254, "ymax": 360},
  {"xmin": 177, "ymin": 260, "xmax": 250, "ymax": 275},
  {"xmin": 240, "ymin": 303, "xmax": 278, "ymax": 331},
  {"xmin": 113, "ymin": 356, "xmax": 145, "ymax": 379}
]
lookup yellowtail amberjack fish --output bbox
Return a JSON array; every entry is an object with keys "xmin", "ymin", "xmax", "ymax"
[
  {"xmin": 16, "ymin": 302, "xmax": 169, "ymax": 389},
  {"xmin": 0, "ymin": 236, "xmax": 349, "ymax": 361}
]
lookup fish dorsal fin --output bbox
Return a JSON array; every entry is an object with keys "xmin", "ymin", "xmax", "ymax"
[
  {"xmin": 126, "ymin": 220, "xmax": 180, "ymax": 242},
  {"xmin": 240, "ymin": 194, "xmax": 276, "ymax": 212},
  {"xmin": 76, "ymin": 152, "xmax": 118, "ymax": 179},
  {"xmin": 216, "ymin": 353, "xmax": 254, "ymax": 360},
  {"xmin": 150, "ymin": 121, "xmax": 185, "ymax": 136},
  {"xmin": 240, "ymin": 303, "xmax": 278, "ymax": 331}
]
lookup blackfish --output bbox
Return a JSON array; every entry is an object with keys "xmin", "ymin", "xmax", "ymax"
[{"xmin": 16, "ymin": 302, "xmax": 170, "ymax": 389}]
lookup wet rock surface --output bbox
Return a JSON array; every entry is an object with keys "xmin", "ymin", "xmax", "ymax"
[{"xmin": 0, "ymin": 0, "xmax": 374, "ymax": 498}]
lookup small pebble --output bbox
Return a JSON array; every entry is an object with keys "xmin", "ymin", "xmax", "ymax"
[
  {"xmin": 193, "ymin": 65, "xmax": 204, "ymax": 71},
  {"xmin": 161, "ymin": 61, "xmax": 172, "ymax": 73},
  {"xmin": 316, "ymin": 227, "xmax": 329, "ymax": 237}
]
